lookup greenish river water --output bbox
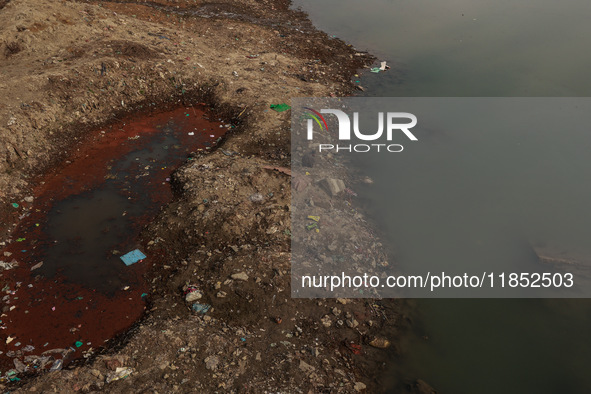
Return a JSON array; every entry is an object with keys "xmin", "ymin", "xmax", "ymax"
[{"xmin": 293, "ymin": 0, "xmax": 591, "ymax": 392}]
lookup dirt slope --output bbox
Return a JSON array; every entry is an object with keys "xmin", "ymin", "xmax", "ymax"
[{"xmin": 0, "ymin": 0, "xmax": 406, "ymax": 392}]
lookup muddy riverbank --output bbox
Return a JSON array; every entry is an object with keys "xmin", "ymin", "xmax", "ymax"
[{"xmin": 0, "ymin": 0, "xmax": 405, "ymax": 391}]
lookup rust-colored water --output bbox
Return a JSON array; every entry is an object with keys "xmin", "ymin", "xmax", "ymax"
[{"xmin": 0, "ymin": 106, "xmax": 227, "ymax": 379}]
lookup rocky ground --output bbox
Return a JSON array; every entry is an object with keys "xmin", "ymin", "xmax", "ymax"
[{"xmin": 0, "ymin": 0, "xmax": 417, "ymax": 392}]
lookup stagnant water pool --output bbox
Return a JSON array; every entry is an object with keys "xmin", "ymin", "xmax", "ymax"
[{"xmin": 0, "ymin": 106, "xmax": 227, "ymax": 378}]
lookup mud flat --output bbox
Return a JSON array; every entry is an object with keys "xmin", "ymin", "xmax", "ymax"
[{"xmin": 0, "ymin": 0, "xmax": 404, "ymax": 391}]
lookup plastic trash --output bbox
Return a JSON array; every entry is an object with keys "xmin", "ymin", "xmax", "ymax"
[
  {"xmin": 106, "ymin": 367, "xmax": 134, "ymax": 383},
  {"xmin": 50, "ymin": 359, "xmax": 63, "ymax": 371},
  {"xmin": 120, "ymin": 249, "xmax": 146, "ymax": 266},
  {"xmin": 270, "ymin": 103, "xmax": 291, "ymax": 112},
  {"xmin": 192, "ymin": 303, "xmax": 211, "ymax": 314},
  {"xmin": 306, "ymin": 222, "xmax": 318, "ymax": 231}
]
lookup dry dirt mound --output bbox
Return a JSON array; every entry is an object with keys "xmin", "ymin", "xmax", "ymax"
[{"xmin": 0, "ymin": 0, "xmax": 405, "ymax": 392}]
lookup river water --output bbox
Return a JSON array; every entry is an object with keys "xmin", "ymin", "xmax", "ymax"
[{"xmin": 293, "ymin": 0, "xmax": 591, "ymax": 392}]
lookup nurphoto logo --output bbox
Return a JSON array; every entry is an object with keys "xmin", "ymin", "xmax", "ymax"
[{"xmin": 305, "ymin": 108, "xmax": 418, "ymax": 153}]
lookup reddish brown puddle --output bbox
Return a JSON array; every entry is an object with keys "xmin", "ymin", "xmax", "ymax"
[{"xmin": 0, "ymin": 106, "xmax": 227, "ymax": 381}]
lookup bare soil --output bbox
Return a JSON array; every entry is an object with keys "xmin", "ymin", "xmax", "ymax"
[{"xmin": 0, "ymin": 0, "xmax": 408, "ymax": 392}]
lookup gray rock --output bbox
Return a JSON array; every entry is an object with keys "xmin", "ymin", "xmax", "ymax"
[
  {"xmin": 13, "ymin": 358, "xmax": 26, "ymax": 372},
  {"xmin": 319, "ymin": 178, "xmax": 345, "ymax": 196},
  {"xmin": 185, "ymin": 290, "xmax": 202, "ymax": 303},
  {"xmin": 249, "ymin": 193, "xmax": 264, "ymax": 203}
]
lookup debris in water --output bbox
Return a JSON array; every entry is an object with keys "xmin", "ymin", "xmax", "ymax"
[
  {"xmin": 0, "ymin": 260, "xmax": 18, "ymax": 270},
  {"xmin": 120, "ymin": 249, "xmax": 146, "ymax": 266}
]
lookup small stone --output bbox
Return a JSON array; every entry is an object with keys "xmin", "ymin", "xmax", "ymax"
[
  {"xmin": 90, "ymin": 369, "xmax": 103, "ymax": 380},
  {"xmin": 319, "ymin": 178, "xmax": 345, "ymax": 196},
  {"xmin": 369, "ymin": 337, "xmax": 391, "ymax": 349},
  {"xmin": 216, "ymin": 291, "xmax": 227, "ymax": 298},
  {"xmin": 334, "ymin": 369, "xmax": 346, "ymax": 376},
  {"xmin": 24, "ymin": 196, "xmax": 34, "ymax": 203},
  {"xmin": 231, "ymin": 272, "xmax": 249, "ymax": 281},
  {"xmin": 320, "ymin": 315, "xmax": 332, "ymax": 328},
  {"xmin": 346, "ymin": 319, "xmax": 359, "ymax": 328},
  {"xmin": 185, "ymin": 290, "xmax": 202, "ymax": 303},
  {"xmin": 299, "ymin": 360, "xmax": 315, "ymax": 374},
  {"xmin": 204, "ymin": 355, "xmax": 219, "ymax": 371},
  {"xmin": 13, "ymin": 358, "xmax": 26, "ymax": 372},
  {"xmin": 249, "ymin": 193, "xmax": 264, "ymax": 203},
  {"xmin": 354, "ymin": 382, "xmax": 367, "ymax": 392}
]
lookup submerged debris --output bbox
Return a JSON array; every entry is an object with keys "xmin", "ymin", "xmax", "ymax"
[{"xmin": 120, "ymin": 249, "xmax": 147, "ymax": 266}]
